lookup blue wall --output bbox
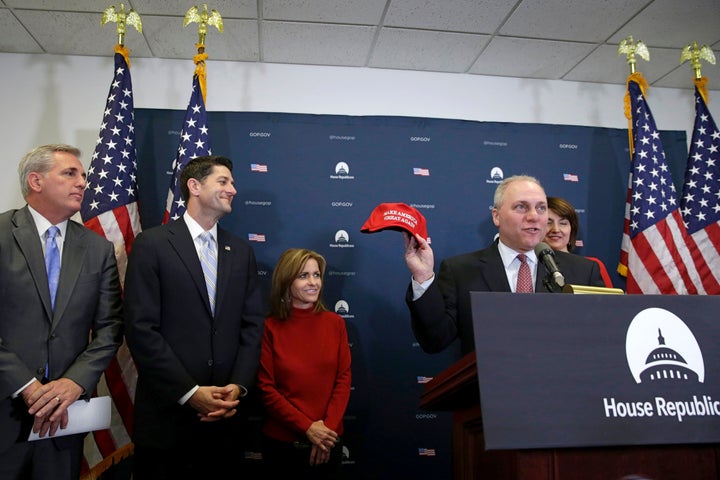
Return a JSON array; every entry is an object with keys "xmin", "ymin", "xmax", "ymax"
[{"xmin": 134, "ymin": 110, "xmax": 687, "ymax": 478}]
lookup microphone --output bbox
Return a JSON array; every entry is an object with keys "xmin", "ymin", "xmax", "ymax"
[{"xmin": 534, "ymin": 242, "xmax": 565, "ymax": 287}]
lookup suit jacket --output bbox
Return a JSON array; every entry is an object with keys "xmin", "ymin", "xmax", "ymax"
[
  {"xmin": 123, "ymin": 218, "xmax": 265, "ymax": 449},
  {"xmin": 0, "ymin": 206, "xmax": 123, "ymax": 452},
  {"xmin": 406, "ymin": 242, "xmax": 605, "ymax": 355}
]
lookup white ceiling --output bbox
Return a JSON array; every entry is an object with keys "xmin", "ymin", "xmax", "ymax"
[{"xmin": 1, "ymin": 0, "xmax": 719, "ymax": 90}]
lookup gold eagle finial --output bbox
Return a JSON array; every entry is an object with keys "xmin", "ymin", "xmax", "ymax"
[
  {"xmin": 101, "ymin": 3, "xmax": 142, "ymax": 46},
  {"xmin": 184, "ymin": 4, "xmax": 224, "ymax": 46},
  {"xmin": 681, "ymin": 41, "xmax": 716, "ymax": 80},
  {"xmin": 618, "ymin": 36, "xmax": 650, "ymax": 74}
]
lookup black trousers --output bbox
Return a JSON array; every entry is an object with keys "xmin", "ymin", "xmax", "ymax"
[
  {"xmin": 132, "ymin": 418, "xmax": 248, "ymax": 480},
  {"xmin": 0, "ymin": 435, "xmax": 83, "ymax": 480},
  {"xmin": 261, "ymin": 435, "xmax": 344, "ymax": 480}
]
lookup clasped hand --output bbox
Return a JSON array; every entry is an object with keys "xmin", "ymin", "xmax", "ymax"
[
  {"xmin": 306, "ymin": 420, "xmax": 338, "ymax": 466},
  {"xmin": 188, "ymin": 384, "xmax": 240, "ymax": 422},
  {"xmin": 23, "ymin": 377, "xmax": 83, "ymax": 438}
]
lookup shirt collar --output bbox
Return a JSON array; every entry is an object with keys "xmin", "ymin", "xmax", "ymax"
[
  {"xmin": 183, "ymin": 212, "xmax": 217, "ymax": 241},
  {"xmin": 497, "ymin": 239, "xmax": 537, "ymax": 268},
  {"xmin": 27, "ymin": 205, "xmax": 68, "ymax": 239}
]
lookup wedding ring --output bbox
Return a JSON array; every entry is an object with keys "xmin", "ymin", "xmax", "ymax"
[{"xmin": 56, "ymin": 396, "xmax": 61, "ymax": 403}]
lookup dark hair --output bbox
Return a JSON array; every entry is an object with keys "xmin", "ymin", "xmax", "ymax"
[
  {"xmin": 269, "ymin": 248, "xmax": 329, "ymax": 320},
  {"xmin": 179, "ymin": 155, "xmax": 233, "ymax": 202},
  {"xmin": 547, "ymin": 196, "xmax": 579, "ymax": 251}
]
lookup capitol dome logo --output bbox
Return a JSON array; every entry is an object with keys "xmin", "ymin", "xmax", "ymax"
[
  {"xmin": 490, "ymin": 167, "xmax": 504, "ymax": 180},
  {"xmin": 335, "ymin": 162, "xmax": 349, "ymax": 175},
  {"xmin": 626, "ymin": 307, "xmax": 704, "ymax": 384},
  {"xmin": 335, "ymin": 300, "xmax": 350, "ymax": 315},
  {"xmin": 335, "ymin": 230, "xmax": 349, "ymax": 244},
  {"xmin": 330, "ymin": 162, "xmax": 354, "ymax": 180},
  {"xmin": 329, "ymin": 229, "xmax": 354, "ymax": 249}
]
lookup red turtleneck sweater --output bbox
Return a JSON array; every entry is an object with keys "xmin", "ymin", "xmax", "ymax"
[{"xmin": 257, "ymin": 306, "xmax": 352, "ymax": 442}]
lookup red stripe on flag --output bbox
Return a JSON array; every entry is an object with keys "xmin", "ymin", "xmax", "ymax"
[
  {"xmin": 105, "ymin": 355, "xmax": 134, "ymax": 435},
  {"xmin": 91, "ymin": 424, "xmax": 118, "ymax": 459},
  {"xmin": 83, "ymin": 216, "xmax": 105, "ymax": 238},
  {"xmin": 659, "ymin": 212, "xmax": 697, "ymax": 294},
  {"xmin": 112, "ymin": 206, "xmax": 136, "ymax": 255},
  {"xmin": 704, "ymin": 222, "xmax": 720, "ymax": 255},
  {"xmin": 684, "ymin": 229, "xmax": 720, "ymax": 294},
  {"xmin": 630, "ymin": 228, "xmax": 678, "ymax": 294}
]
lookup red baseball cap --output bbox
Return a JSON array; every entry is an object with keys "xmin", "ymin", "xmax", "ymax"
[{"xmin": 360, "ymin": 202, "xmax": 428, "ymax": 239}]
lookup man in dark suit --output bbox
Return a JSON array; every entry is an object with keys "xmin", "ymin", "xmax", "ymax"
[
  {"xmin": 0, "ymin": 144, "xmax": 124, "ymax": 479},
  {"xmin": 404, "ymin": 175, "xmax": 605, "ymax": 355},
  {"xmin": 123, "ymin": 155, "xmax": 265, "ymax": 479}
]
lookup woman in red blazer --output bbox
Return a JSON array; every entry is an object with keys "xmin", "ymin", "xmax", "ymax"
[{"xmin": 545, "ymin": 196, "xmax": 614, "ymax": 288}]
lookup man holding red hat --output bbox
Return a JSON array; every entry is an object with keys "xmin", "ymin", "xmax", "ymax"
[{"xmin": 402, "ymin": 175, "xmax": 605, "ymax": 356}]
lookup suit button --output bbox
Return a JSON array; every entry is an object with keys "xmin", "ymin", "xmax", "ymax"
[
  {"xmin": 207, "ymin": 360, "xmax": 213, "ymax": 366},
  {"xmin": 36, "ymin": 367, "xmax": 45, "ymax": 375}
]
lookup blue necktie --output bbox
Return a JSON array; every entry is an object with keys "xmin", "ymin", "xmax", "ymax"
[
  {"xmin": 199, "ymin": 232, "xmax": 217, "ymax": 315},
  {"xmin": 45, "ymin": 226, "xmax": 61, "ymax": 309}
]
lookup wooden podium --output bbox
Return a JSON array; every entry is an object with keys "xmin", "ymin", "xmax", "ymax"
[{"xmin": 420, "ymin": 352, "xmax": 720, "ymax": 480}]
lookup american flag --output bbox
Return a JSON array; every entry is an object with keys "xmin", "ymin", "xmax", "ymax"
[
  {"xmin": 413, "ymin": 167, "xmax": 430, "ymax": 176},
  {"xmin": 618, "ymin": 79, "xmax": 703, "ymax": 294},
  {"xmin": 678, "ymin": 86, "xmax": 720, "ymax": 293},
  {"xmin": 251, "ymin": 163, "xmax": 268, "ymax": 173},
  {"xmin": 563, "ymin": 173, "xmax": 579, "ymax": 182},
  {"xmin": 416, "ymin": 376, "xmax": 433, "ymax": 384},
  {"xmin": 79, "ymin": 48, "xmax": 139, "ymax": 473},
  {"xmin": 163, "ymin": 73, "xmax": 211, "ymax": 223},
  {"xmin": 248, "ymin": 233, "xmax": 266, "ymax": 242},
  {"xmin": 418, "ymin": 448, "xmax": 436, "ymax": 456}
]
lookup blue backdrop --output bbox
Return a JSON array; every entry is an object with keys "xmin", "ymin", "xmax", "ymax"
[{"xmin": 134, "ymin": 110, "xmax": 687, "ymax": 479}]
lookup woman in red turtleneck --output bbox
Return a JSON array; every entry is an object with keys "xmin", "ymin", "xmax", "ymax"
[{"xmin": 257, "ymin": 248, "xmax": 351, "ymax": 479}]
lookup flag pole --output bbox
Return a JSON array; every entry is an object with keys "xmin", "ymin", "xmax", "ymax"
[
  {"xmin": 183, "ymin": 3, "xmax": 224, "ymax": 105},
  {"xmin": 79, "ymin": 4, "xmax": 142, "ymax": 479},
  {"xmin": 617, "ymin": 35, "xmax": 650, "ymax": 159},
  {"xmin": 681, "ymin": 41, "xmax": 716, "ymax": 104},
  {"xmin": 163, "ymin": 4, "xmax": 223, "ymax": 223},
  {"xmin": 101, "ymin": 3, "xmax": 142, "ymax": 66},
  {"xmin": 616, "ymin": 35, "xmax": 650, "ymax": 280}
]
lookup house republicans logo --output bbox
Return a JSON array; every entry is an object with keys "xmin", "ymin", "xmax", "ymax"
[
  {"xmin": 330, "ymin": 162, "xmax": 354, "ymax": 180},
  {"xmin": 330, "ymin": 230, "xmax": 354, "ymax": 249},
  {"xmin": 603, "ymin": 307, "xmax": 717, "ymax": 423},
  {"xmin": 334, "ymin": 300, "xmax": 354, "ymax": 319},
  {"xmin": 486, "ymin": 167, "xmax": 504, "ymax": 184},
  {"xmin": 626, "ymin": 307, "xmax": 704, "ymax": 384}
]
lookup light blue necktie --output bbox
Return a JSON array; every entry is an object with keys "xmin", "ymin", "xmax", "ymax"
[
  {"xmin": 199, "ymin": 232, "xmax": 217, "ymax": 315},
  {"xmin": 45, "ymin": 226, "xmax": 61, "ymax": 309}
]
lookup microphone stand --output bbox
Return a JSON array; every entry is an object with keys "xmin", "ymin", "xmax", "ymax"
[{"xmin": 542, "ymin": 274, "xmax": 563, "ymax": 293}]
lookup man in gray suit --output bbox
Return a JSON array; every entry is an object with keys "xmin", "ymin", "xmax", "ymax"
[
  {"xmin": 124, "ymin": 155, "xmax": 265, "ymax": 479},
  {"xmin": 0, "ymin": 144, "xmax": 124, "ymax": 479},
  {"xmin": 404, "ymin": 175, "xmax": 605, "ymax": 355}
]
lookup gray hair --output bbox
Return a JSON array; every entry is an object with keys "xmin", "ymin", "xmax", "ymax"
[
  {"xmin": 493, "ymin": 174, "xmax": 543, "ymax": 208},
  {"xmin": 18, "ymin": 144, "xmax": 81, "ymax": 197}
]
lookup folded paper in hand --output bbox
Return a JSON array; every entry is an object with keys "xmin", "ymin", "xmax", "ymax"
[{"xmin": 28, "ymin": 396, "xmax": 111, "ymax": 441}]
